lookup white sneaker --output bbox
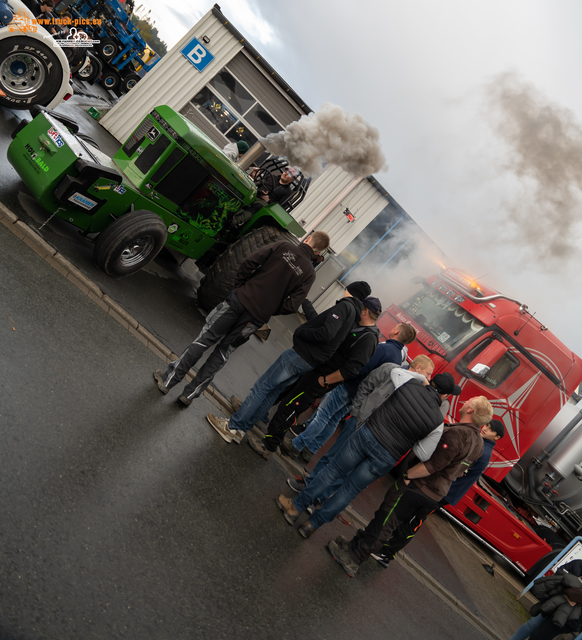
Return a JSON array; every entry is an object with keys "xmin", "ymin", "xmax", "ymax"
[{"xmin": 206, "ymin": 413, "xmax": 244, "ymax": 444}]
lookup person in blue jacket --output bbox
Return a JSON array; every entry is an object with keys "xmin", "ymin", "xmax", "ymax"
[{"xmin": 368, "ymin": 418, "xmax": 505, "ymax": 568}]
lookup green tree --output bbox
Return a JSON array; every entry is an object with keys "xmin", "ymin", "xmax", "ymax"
[{"xmin": 131, "ymin": 15, "xmax": 167, "ymax": 57}]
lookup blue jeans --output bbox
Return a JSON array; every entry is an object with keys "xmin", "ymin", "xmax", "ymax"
[
  {"xmin": 292, "ymin": 384, "xmax": 352, "ymax": 454},
  {"xmin": 293, "ymin": 423, "xmax": 397, "ymax": 529},
  {"xmin": 306, "ymin": 415, "xmax": 357, "ymax": 500},
  {"xmin": 509, "ymin": 613, "xmax": 545, "ymax": 640},
  {"xmin": 229, "ymin": 349, "xmax": 313, "ymax": 432}
]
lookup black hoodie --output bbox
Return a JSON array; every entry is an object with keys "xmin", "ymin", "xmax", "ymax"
[{"xmin": 292, "ymin": 296, "xmax": 362, "ymax": 367}]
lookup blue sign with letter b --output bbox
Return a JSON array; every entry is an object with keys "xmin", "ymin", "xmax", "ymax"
[{"xmin": 181, "ymin": 37, "xmax": 215, "ymax": 72}]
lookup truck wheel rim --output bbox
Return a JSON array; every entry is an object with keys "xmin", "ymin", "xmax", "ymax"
[
  {"xmin": 102, "ymin": 44, "xmax": 115, "ymax": 57},
  {"xmin": 1, "ymin": 54, "xmax": 46, "ymax": 97},
  {"xmin": 104, "ymin": 76, "xmax": 116, "ymax": 87},
  {"xmin": 78, "ymin": 64, "xmax": 93, "ymax": 78},
  {"xmin": 119, "ymin": 237, "xmax": 155, "ymax": 267},
  {"xmin": 126, "ymin": 78, "xmax": 137, "ymax": 89}
]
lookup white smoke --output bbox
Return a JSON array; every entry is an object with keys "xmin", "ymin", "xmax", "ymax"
[
  {"xmin": 486, "ymin": 71, "xmax": 582, "ymax": 267},
  {"xmin": 344, "ymin": 225, "xmax": 450, "ymax": 305},
  {"xmin": 261, "ymin": 102, "xmax": 387, "ymax": 177}
]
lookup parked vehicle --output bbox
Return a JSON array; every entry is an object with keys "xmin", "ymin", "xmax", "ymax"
[
  {"xmin": 0, "ymin": 0, "xmax": 73, "ymax": 109},
  {"xmin": 7, "ymin": 104, "xmax": 310, "ymax": 311},
  {"xmin": 377, "ymin": 268, "xmax": 582, "ymax": 577},
  {"xmin": 56, "ymin": 0, "xmax": 159, "ymax": 94}
]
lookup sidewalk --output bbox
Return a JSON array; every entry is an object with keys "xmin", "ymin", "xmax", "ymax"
[{"xmin": 0, "ymin": 200, "xmax": 533, "ymax": 639}]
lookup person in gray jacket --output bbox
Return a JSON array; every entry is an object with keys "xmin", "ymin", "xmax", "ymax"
[
  {"xmin": 287, "ymin": 356, "xmax": 438, "ymax": 497},
  {"xmin": 277, "ymin": 355, "xmax": 442, "ymax": 538}
]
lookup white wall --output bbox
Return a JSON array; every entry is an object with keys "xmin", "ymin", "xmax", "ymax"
[
  {"xmin": 101, "ymin": 9, "xmax": 243, "ymax": 142},
  {"xmin": 291, "ymin": 166, "xmax": 388, "ymax": 254}
]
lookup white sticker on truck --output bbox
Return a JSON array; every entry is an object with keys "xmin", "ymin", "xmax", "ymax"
[{"xmin": 68, "ymin": 192, "xmax": 97, "ymax": 210}]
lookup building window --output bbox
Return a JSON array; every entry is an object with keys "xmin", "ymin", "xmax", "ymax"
[
  {"xmin": 191, "ymin": 87, "xmax": 238, "ymax": 135},
  {"xmin": 187, "ymin": 67, "xmax": 284, "ymax": 146},
  {"xmin": 209, "ymin": 69, "xmax": 255, "ymax": 115}
]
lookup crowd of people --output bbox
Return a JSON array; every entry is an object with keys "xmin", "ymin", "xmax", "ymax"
[{"xmin": 152, "ymin": 227, "xmax": 570, "ymax": 638}]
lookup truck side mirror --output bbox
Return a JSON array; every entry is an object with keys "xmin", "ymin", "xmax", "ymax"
[{"xmin": 468, "ymin": 340, "xmax": 508, "ymax": 377}]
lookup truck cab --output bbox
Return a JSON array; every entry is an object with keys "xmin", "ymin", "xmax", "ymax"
[{"xmin": 377, "ymin": 268, "xmax": 582, "ymax": 573}]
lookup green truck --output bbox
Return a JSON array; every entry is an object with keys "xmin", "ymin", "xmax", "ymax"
[{"xmin": 7, "ymin": 105, "xmax": 309, "ymax": 310}]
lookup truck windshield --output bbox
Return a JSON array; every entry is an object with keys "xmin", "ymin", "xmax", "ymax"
[{"xmin": 400, "ymin": 284, "xmax": 485, "ymax": 352}]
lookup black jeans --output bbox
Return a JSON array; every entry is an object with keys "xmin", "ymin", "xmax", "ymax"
[
  {"xmin": 263, "ymin": 370, "xmax": 331, "ymax": 451},
  {"xmin": 350, "ymin": 481, "xmax": 439, "ymax": 565},
  {"xmin": 378, "ymin": 499, "xmax": 445, "ymax": 559},
  {"xmin": 161, "ymin": 291, "xmax": 260, "ymax": 400},
  {"xmin": 530, "ymin": 618, "xmax": 575, "ymax": 640}
]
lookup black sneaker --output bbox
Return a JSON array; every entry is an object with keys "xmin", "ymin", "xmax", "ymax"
[
  {"xmin": 370, "ymin": 551, "xmax": 391, "ymax": 569},
  {"xmin": 335, "ymin": 535, "xmax": 351, "ymax": 552},
  {"xmin": 247, "ymin": 431, "xmax": 275, "ymax": 460},
  {"xmin": 178, "ymin": 394, "xmax": 192, "ymax": 406},
  {"xmin": 299, "ymin": 521, "xmax": 315, "ymax": 538},
  {"xmin": 307, "ymin": 498, "xmax": 325, "ymax": 515},
  {"xmin": 287, "ymin": 477, "xmax": 306, "ymax": 493}
]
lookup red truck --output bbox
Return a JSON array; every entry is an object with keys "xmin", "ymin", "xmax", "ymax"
[{"xmin": 377, "ymin": 267, "xmax": 582, "ymax": 577}]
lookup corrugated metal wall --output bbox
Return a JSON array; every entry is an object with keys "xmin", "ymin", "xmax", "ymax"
[
  {"xmin": 312, "ymin": 280, "xmax": 346, "ymax": 314},
  {"xmin": 101, "ymin": 10, "xmax": 244, "ymax": 141},
  {"xmin": 226, "ymin": 53, "xmax": 303, "ymax": 127},
  {"xmin": 101, "ymin": 13, "xmax": 307, "ymax": 143},
  {"xmin": 291, "ymin": 166, "xmax": 388, "ymax": 254}
]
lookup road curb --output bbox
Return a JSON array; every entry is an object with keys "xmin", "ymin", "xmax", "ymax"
[
  {"xmin": 0, "ymin": 202, "xmax": 234, "ymax": 416},
  {"xmin": 0, "ymin": 203, "xmax": 503, "ymax": 640}
]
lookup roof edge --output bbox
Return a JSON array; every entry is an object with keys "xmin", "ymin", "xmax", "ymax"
[{"xmin": 211, "ymin": 3, "xmax": 313, "ymax": 114}]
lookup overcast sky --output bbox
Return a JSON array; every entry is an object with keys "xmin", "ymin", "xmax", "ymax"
[{"xmin": 137, "ymin": 0, "xmax": 582, "ymax": 356}]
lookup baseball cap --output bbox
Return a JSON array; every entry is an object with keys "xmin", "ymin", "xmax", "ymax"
[
  {"xmin": 488, "ymin": 419, "xmax": 505, "ymax": 439},
  {"xmin": 432, "ymin": 372, "xmax": 462, "ymax": 396},
  {"xmin": 363, "ymin": 296, "xmax": 382, "ymax": 314}
]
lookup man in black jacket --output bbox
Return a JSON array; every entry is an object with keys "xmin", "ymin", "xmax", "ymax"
[
  {"xmin": 206, "ymin": 280, "xmax": 372, "ymax": 444},
  {"xmin": 153, "ymin": 231, "xmax": 330, "ymax": 406},
  {"xmin": 247, "ymin": 296, "xmax": 381, "ymax": 458}
]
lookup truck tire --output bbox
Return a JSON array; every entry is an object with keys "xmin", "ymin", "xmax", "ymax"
[
  {"xmin": 96, "ymin": 38, "xmax": 119, "ymax": 60},
  {"xmin": 121, "ymin": 73, "xmax": 140, "ymax": 92},
  {"xmin": 101, "ymin": 69, "xmax": 120, "ymax": 91},
  {"xmin": 197, "ymin": 226, "xmax": 294, "ymax": 312},
  {"xmin": 77, "ymin": 54, "xmax": 101, "ymax": 84},
  {"xmin": 94, "ymin": 210, "xmax": 168, "ymax": 277},
  {"xmin": 0, "ymin": 37, "xmax": 63, "ymax": 109}
]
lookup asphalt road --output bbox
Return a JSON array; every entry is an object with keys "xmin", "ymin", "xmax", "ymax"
[{"xmin": 0, "ymin": 216, "xmax": 490, "ymax": 640}]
